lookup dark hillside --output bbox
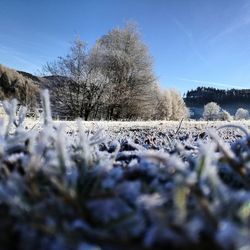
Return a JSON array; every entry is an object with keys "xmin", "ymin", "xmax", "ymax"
[
  {"xmin": 185, "ymin": 87, "xmax": 250, "ymax": 105},
  {"xmin": 185, "ymin": 87, "xmax": 250, "ymax": 118}
]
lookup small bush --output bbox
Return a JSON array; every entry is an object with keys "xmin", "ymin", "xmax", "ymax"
[
  {"xmin": 219, "ymin": 109, "xmax": 233, "ymax": 121},
  {"xmin": 235, "ymin": 108, "xmax": 249, "ymax": 120},
  {"xmin": 203, "ymin": 102, "xmax": 221, "ymax": 120}
]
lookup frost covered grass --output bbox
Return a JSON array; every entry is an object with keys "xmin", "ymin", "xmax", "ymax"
[
  {"xmin": 22, "ymin": 118, "xmax": 250, "ymax": 130},
  {"xmin": 1, "ymin": 95, "xmax": 250, "ymax": 249}
]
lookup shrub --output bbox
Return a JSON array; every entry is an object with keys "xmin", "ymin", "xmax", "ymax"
[
  {"xmin": 219, "ymin": 109, "xmax": 232, "ymax": 121},
  {"xmin": 235, "ymin": 108, "xmax": 249, "ymax": 120},
  {"xmin": 203, "ymin": 102, "xmax": 221, "ymax": 120}
]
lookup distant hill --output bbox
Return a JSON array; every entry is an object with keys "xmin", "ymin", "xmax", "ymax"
[
  {"xmin": 0, "ymin": 64, "xmax": 40, "ymax": 108},
  {"xmin": 17, "ymin": 70, "xmax": 42, "ymax": 83},
  {"xmin": 185, "ymin": 87, "xmax": 250, "ymax": 118}
]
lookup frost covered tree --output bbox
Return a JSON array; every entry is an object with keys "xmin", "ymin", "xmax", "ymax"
[
  {"xmin": 43, "ymin": 39, "xmax": 109, "ymax": 120},
  {"xmin": 153, "ymin": 89, "xmax": 188, "ymax": 120},
  {"xmin": 235, "ymin": 108, "xmax": 249, "ymax": 120},
  {"xmin": 91, "ymin": 23, "xmax": 157, "ymax": 120},
  {"xmin": 170, "ymin": 89, "xmax": 189, "ymax": 120},
  {"xmin": 203, "ymin": 102, "xmax": 221, "ymax": 120},
  {"xmin": 153, "ymin": 88, "xmax": 172, "ymax": 120}
]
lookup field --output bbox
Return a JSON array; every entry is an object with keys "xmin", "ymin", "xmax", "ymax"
[
  {"xmin": 1, "ymin": 108, "xmax": 250, "ymax": 249},
  {"xmin": 23, "ymin": 118, "xmax": 250, "ymax": 140}
]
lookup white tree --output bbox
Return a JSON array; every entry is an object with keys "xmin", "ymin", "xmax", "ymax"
[
  {"xmin": 153, "ymin": 89, "xmax": 172, "ymax": 120},
  {"xmin": 219, "ymin": 109, "xmax": 232, "ymax": 121},
  {"xmin": 170, "ymin": 89, "xmax": 189, "ymax": 120},
  {"xmin": 153, "ymin": 88, "xmax": 189, "ymax": 120},
  {"xmin": 235, "ymin": 108, "xmax": 249, "ymax": 120},
  {"xmin": 92, "ymin": 23, "xmax": 157, "ymax": 120},
  {"xmin": 203, "ymin": 102, "xmax": 221, "ymax": 120}
]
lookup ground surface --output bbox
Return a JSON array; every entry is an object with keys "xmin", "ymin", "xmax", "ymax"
[
  {"xmin": 24, "ymin": 119, "xmax": 250, "ymax": 146},
  {"xmin": 23, "ymin": 118, "xmax": 250, "ymax": 136},
  {"xmin": 1, "ymin": 116, "xmax": 250, "ymax": 249}
]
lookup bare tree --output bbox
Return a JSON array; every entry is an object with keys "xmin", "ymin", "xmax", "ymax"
[{"xmin": 43, "ymin": 39, "xmax": 109, "ymax": 120}]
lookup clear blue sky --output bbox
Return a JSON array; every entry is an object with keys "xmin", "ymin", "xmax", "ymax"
[{"xmin": 1, "ymin": 0, "xmax": 250, "ymax": 94}]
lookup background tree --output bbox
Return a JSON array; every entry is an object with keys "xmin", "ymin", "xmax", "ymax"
[
  {"xmin": 235, "ymin": 108, "xmax": 249, "ymax": 120},
  {"xmin": 203, "ymin": 102, "xmax": 221, "ymax": 120},
  {"xmin": 43, "ymin": 39, "xmax": 108, "ymax": 120},
  {"xmin": 91, "ymin": 23, "xmax": 157, "ymax": 120},
  {"xmin": 170, "ymin": 89, "xmax": 189, "ymax": 120},
  {"xmin": 153, "ymin": 88, "xmax": 189, "ymax": 120},
  {"xmin": 153, "ymin": 88, "xmax": 172, "ymax": 120}
]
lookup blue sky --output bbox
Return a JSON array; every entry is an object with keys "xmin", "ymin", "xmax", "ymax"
[{"xmin": 1, "ymin": 0, "xmax": 250, "ymax": 93}]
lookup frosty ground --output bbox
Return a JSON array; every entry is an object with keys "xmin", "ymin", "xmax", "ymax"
[
  {"xmin": 22, "ymin": 118, "xmax": 250, "ymax": 134},
  {"xmin": 23, "ymin": 118, "xmax": 250, "ymax": 146},
  {"xmin": 1, "ymin": 112, "xmax": 250, "ymax": 250}
]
